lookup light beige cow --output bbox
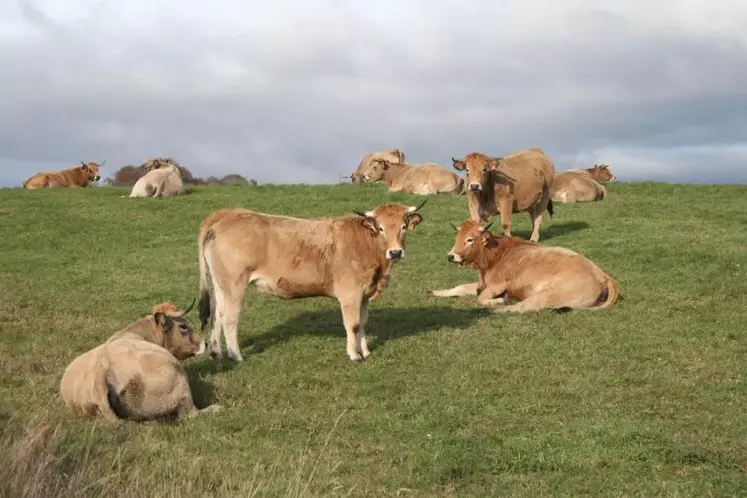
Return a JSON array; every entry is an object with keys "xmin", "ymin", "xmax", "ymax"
[
  {"xmin": 431, "ymin": 220, "xmax": 620, "ymax": 312},
  {"xmin": 59, "ymin": 301, "xmax": 221, "ymax": 422},
  {"xmin": 355, "ymin": 158, "xmax": 465, "ymax": 195},
  {"xmin": 551, "ymin": 170, "xmax": 608, "ymax": 203},
  {"xmin": 128, "ymin": 164, "xmax": 184, "ymax": 197},
  {"xmin": 197, "ymin": 201, "xmax": 426, "ymax": 363},
  {"xmin": 452, "ymin": 148, "xmax": 555, "ymax": 242},
  {"xmin": 350, "ymin": 148, "xmax": 405, "ymax": 183}
]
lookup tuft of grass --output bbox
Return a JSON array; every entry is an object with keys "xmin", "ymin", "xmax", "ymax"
[{"xmin": 0, "ymin": 182, "xmax": 746, "ymax": 497}]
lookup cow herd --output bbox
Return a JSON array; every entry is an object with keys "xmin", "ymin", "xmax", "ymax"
[{"xmin": 38, "ymin": 146, "xmax": 619, "ymax": 422}]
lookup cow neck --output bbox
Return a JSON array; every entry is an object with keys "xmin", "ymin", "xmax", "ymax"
[{"xmin": 380, "ymin": 162, "xmax": 408, "ymax": 186}]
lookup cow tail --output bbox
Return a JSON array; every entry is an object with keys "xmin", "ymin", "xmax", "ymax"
[
  {"xmin": 546, "ymin": 199, "xmax": 554, "ymax": 217},
  {"xmin": 595, "ymin": 274, "xmax": 620, "ymax": 309},
  {"xmin": 198, "ymin": 227, "xmax": 215, "ymax": 332}
]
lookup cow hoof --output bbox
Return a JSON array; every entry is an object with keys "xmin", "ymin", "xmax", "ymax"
[
  {"xmin": 210, "ymin": 351, "xmax": 222, "ymax": 360},
  {"xmin": 228, "ymin": 352, "xmax": 244, "ymax": 362}
]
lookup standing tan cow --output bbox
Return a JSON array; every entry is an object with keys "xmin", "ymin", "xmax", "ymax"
[
  {"xmin": 197, "ymin": 201, "xmax": 426, "ymax": 363},
  {"xmin": 431, "ymin": 220, "xmax": 619, "ymax": 312},
  {"xmin": 350, "ymin": 148, "xmax": 405, "ymax": 183},
  {"xmin": 452, "ymin": 148, "xmax": 555, "ymax": 242},
  {"xmin": 59, "ymin": 301, "xmax": 222, "ymax": 422},
  {"xmin": 23, "ymin": 161, "xmax": 104, "ymax": 189},
  {"xmin": 356, "ymin": 158, "xmax": 465, "ymax": 195}
]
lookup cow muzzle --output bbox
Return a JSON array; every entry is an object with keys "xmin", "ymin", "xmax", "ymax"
[
  {"xmin": 468, "ymin": 183, "xmax": 482, "ymax": 192},
  {"xmin": 196, "ymin": 340, "xmax": 207, "ymax": 355},
  {"xmin": 447, "ymin": 252, "xmax": 462, "ymax": 263},
  {"xmin": 387, "ymin": 248, "xmax": 404, "ymax": 260},
  {"xmin": 94, "ymin": 175, "xmax": 101, "ymax": 181}
]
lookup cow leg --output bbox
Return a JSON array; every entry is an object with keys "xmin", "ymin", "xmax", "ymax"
[
  {"xmin": 431, "ymin": 282, "xmax": 479, "ymax": 297},
  {"xmin": 357, "ymin": 300, "xmax": 372, "ymax": 359},
  {"xmin": 529, "ymin": 205, "xmax": 545, "ymax": 242},
  {"xmin": 498, "ymin": 196, "xmax": 513, "ymax": 237},
  {"xmin": 208, "ymin": 284, "xmax": 225, "ymax": 360},
  {"xmin": 221, "ymin": 283, "xmax": 248, "ymax": 362},
  {"xmin": 339, "ymin": 296, "xmax": 365, "ymax": 362},
  {"xmin": 476, "ymin": 281, "xmax": 509, "ymax": 307}
]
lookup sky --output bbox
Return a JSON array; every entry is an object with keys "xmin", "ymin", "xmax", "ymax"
[{"xmin": 1, "ymin": 0, "xmax": 746, "ymax": 187}]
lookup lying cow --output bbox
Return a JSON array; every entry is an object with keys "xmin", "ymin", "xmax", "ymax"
[
  {"xmin": 357, "ymin": 158, "xmax": 465, "ymax": 195},
  {"xmin": 23, "ymin": 161, "xmax": 104, "ymax": 189},
  {"xmin": 551, "ymin": 170, "xmax": 608, "ymax": 203},
  {"xmin": 431, "ymin": 220, "xmax": 619, "ymax": 312},
  {"xmin": 197, "ymin": 201, "xmax": 426, "ymax": 363},
  {"xmin": 59, "ymin": 300, "xmax": 222, "ymax": 422},
  {"xmin": 127, "ymin": 164, "xmax": 185, "ymax": 198},
  {"xmin": 350, "ymin": 148, "xmax": 405, "ymax": 183},
  {"xmin": 452, "ymin": 148, "xmax": 555, "ymax": 242}
]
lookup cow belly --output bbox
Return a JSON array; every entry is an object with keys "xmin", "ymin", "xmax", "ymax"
[{"xmin": 250, "ymin": 274, "xmax": 329, "ymax": 299}]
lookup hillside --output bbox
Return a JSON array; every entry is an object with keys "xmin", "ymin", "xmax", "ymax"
[{"xmin": 0, "ymin": 182, "xmax": 746, "ymax": 497}]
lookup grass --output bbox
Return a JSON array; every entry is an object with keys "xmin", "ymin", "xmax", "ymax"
[{"xmin": 0, "ymin": 181, "xmax": 746, "ymax": 497}]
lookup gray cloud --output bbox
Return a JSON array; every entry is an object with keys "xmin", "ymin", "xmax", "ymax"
[{"xmin": 1, "ymin": 0, "xmax": 746, "ymax": 187}]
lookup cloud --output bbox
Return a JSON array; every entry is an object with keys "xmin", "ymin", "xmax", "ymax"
[{"xmin": 1, "ymin": 0, "xmax": 746, "ymax": 187}]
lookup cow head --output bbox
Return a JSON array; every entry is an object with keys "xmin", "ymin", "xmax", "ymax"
[
  {"xmin": 592, "ymin": 164, "xmax": 616, "ymax": 182},
  {"xmin": 446, "ymin": 219, "xmax": 496, "ymax": 264},
  {"xmin": 353, "ymin": 199, "xmax": 426, "ymax": 260},
  {"xmin": 80, "ymin": 160, "xmax": 104, "ymax": 182},
  {"xmin": 451, "ymin": 153, "xmax": 499, "ymax": 192},
  {"xmin": 352, "ymin": 149, "xmax": 406, "ymax": 183},
  {"xmin": 151, "ymin": 299, "xmax": 207, "ymax": 361}
]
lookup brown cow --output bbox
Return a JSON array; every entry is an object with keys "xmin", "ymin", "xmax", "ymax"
[
  {"xmin": 197, "ymin": 201, "xmax": 426, "ymax": 363},
  {"xmin": 452, "ymin": 148, "xmax": 555, "ymax": 242},
  {"xmin": 431, "ymin": 220, "xmax": 619, "ymax": 312},
  {"xmin": 349, "ymin": 148, "xmax": 406, "ymax": 183},
  {"xmin": 59, "ymin": 300, "xmax": 222, "ymax": 422},
  {"xmin": 551, "ymin": 170, "xmax": 608, "ymax": 203},
  {"xmin": 23, "ymin": 161, "xmax": 104, "ymax": 189},
  {"xmin": 356, "ymin": 158, "xmax": 465, "ymax": 195}
]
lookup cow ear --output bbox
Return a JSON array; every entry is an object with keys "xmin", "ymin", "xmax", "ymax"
[
  {"xmin": 485, "ymin": 158, "xmax": 500, "ymax": 170},
  {"xmin": 482, "ymin": 232, "xmax": 498, "ymax": 248},
  {"xmin": 452, "ymin": 158, "xmax": 465, "ymax": 171},
  {"xmin": 154, "ymin": 312, "xmax": 172, "ymax": 331},
  {"xmin": 361, "ymin": 217, "xmax": 379, "ymax": 233},
  {"xmin": 406, "ymin": 213, "xmax": 422, "ymax": 230}
]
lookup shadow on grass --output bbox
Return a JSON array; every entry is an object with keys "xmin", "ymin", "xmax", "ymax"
[
  {"xmin": 512, "ymin": 220, "xmax": 590, "ymax": 241},
  {"xmin": 185, "ymin": 366, "xmax": 220, "ymax": 408},
  {"xmin": 240, "ymin": 305, "xmax": 488, "ymax": 356}
]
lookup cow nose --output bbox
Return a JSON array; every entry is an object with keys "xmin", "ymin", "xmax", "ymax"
[
  {"xmin": 388, "ymin": 249, "xmax": 403, "ymax": 259},
  {"xmin": 468, "ymin": 183, "xmax": 481, "ymax": 191},
  {"xmin": 447, "ymin": 253, "xmax": 455, "ymax": 262}
]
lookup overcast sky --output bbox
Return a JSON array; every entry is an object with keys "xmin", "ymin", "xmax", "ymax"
[{"xmin": 1, "ymin": 0, "xmax": 746, "ymax": 187}]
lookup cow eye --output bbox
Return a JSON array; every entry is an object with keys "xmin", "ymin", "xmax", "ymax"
[
  {"xmin": 466, "ymin": 237, "xmax": 474, "ymax": 244},
  {"xmin": 378, "ymin": 226, "xmax": 384, "ymax": 233},
  {"xmin": 401, "ymin": 224, "xmax": 407, "ymax": 231},
  {"xmin": 179, "ymin": 322, "xmax": 189, "ymax": 335}
]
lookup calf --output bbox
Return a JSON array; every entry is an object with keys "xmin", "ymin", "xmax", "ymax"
[
  {"xmin": 452, "ymin": 148, "xmax": 554, "ymax": 242},
  {"xmin": 357, "ymin": 158, "xmax": 465, "ymax": 195},
  {"xmin": 23, "ymin": 161, "xmax": 104, "ymax": 189},
  {"xmin": 59, "ymin": 301, "xmax": 221, "ymax": 422},
  {"xmin": 551, "ymin": 170, "xmax": 608, "ymax": 203},
  {"xmin": 431, "ymin": 220, "xmax": 619, "ymax": 312},
  {"xmin": 128, "ymin": 164, "xmax": 185, "ymax": 197},
  {"xmin": 197, "ymin": 201, "xmax": 426, "ymax": 362}
]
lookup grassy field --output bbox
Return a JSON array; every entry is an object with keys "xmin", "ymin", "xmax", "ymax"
[{"xmin": 0, "ymin": 181, "xmax": 746, "ymax": 497}]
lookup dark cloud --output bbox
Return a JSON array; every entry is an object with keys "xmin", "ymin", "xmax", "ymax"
[{"xmin": 1, "ymin": 1, "xmax": 745, "ymax": 187}]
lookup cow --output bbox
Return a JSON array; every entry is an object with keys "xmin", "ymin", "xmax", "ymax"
[
  {"xmin": 551, "ymin": 170, "xmax": 608, "ymax": 203},
  {"xmin": 23, "ymin": 161, "xmax": 104, "ymax": 189},
  {"xmin": 127, "ymin": 164, "xmax": 185, "ymax": 198},
  {"xmin": 59, "ymin": 300, "xmax": 222, "ymax": 422},
  {"xmin": 451, "ymin": 148, "xmax": 555, "ymax": 242},
  {"xmin": 349, "ymin": 148, "xmax": 406, "ymax": 183},
  {"xmin": 431, "ymin": 220, "xmax": 619, "ymax": 312},
  {"xmin": 197, "ymin": 201, "xmax": 427, "ymax": 363},
  {"xmin": 583, "ymin": 164, "xmax": 616, "ymax": 183},
  {"xmin": 355, "ymin": 158, "xmax": 465, "ymax": 195}
]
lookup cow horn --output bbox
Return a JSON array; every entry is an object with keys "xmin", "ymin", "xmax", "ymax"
[
  {"xmin": 353, "ymin": 210, "xmax": 368, "ymax": 217},
  {"xmin": 480, "ymin": 220, "xmax": 495, "ymax": 232},
  {"xmin": 408, "ymin": 198, "xmax": 428, "ymax": 212},
  {"xmin": 80, "ymin": 161, "xmax": 87, "ymax": 167},
  {"xmin": 180, "ymin": 298, "xmax": 196, "ymax": 316},
  {"xmin": 100, "ymin": 159, "xmax": 107, "ymax": 166},
  {"xmin": 449, "ymin": 222, "xmax": 458, "ymax": 232}
]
